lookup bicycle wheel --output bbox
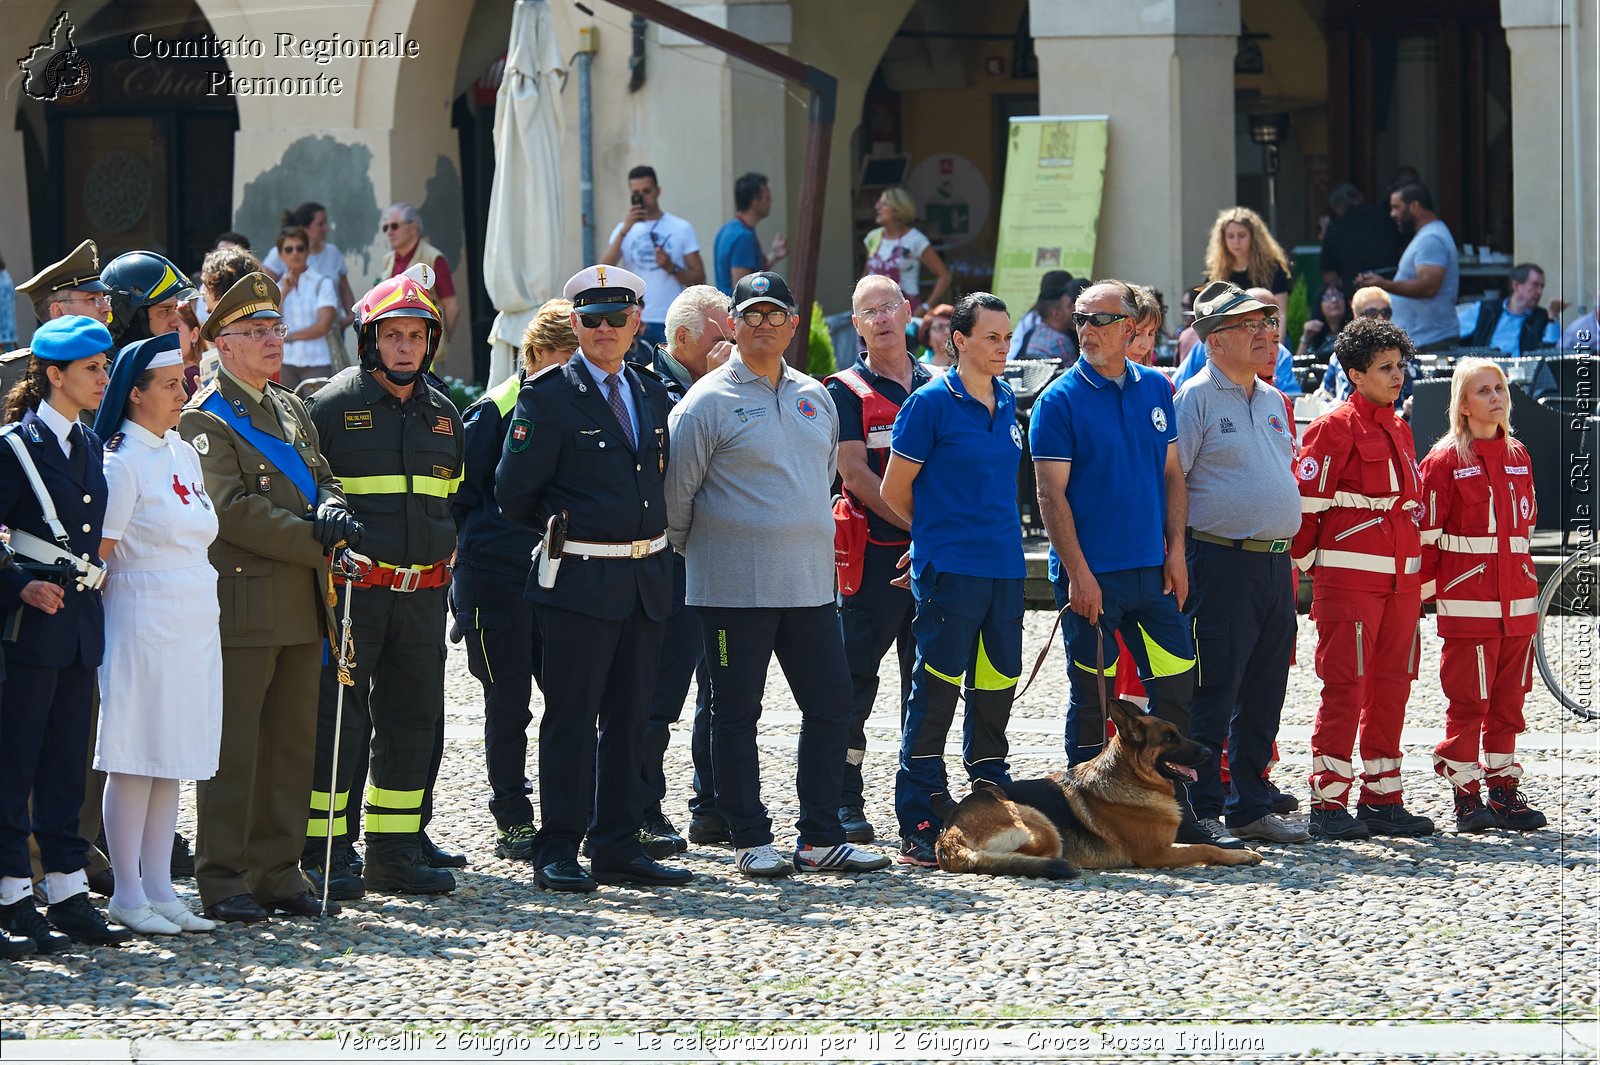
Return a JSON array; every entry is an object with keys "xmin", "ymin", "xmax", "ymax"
[{"xmin": 1535, "ymin": 547, "xmax": 1600, "ymax": 721}]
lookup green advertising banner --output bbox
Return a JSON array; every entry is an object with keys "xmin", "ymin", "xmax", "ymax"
[{"xmin": 993, "ymin": 116, "xmax": 1110, "ymax": 320}]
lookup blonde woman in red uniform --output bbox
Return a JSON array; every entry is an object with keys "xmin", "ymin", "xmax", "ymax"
[
  {"xmin": 1418, "ymin": 358, "xmax": 1546, "ymax": 832},
  {"xmin": 1292, "ymin": 315, "xmax": 1433, "ymax": 840}
]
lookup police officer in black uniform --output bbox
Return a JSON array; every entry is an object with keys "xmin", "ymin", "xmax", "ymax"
[
  {"xmin": 451, "ymin": 299, "xmax": 579, "ymax": 860},
  {"xmin": 0, "ymin": 316, "xmax": 130, "ymax": 949},
  {"xmin": 302, "ymin": 271, "xmax": 464, "ymax": 897},
  {"xmin": 496, "ymin": 265, "xmax": 692, "ymax": 893}
]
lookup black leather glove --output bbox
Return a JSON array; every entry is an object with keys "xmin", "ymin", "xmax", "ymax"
[{"xmin": 313, "ymin": 500, "xmax": 363, "ymax": 551}]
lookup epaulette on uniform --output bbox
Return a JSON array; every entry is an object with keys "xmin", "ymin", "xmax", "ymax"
[{"xmin": 105, "ymin": 432, "xmax": 125, "ymax": 453}]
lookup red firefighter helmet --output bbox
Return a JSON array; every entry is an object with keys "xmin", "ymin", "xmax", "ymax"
[{"xmin": 354, "ymin": 265, "xmax": 442, "ymax": 382}]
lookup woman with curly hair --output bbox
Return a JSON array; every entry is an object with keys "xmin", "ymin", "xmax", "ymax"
[{"xmin": 1204, "ymin": 207, "xmax": 1292, "ymax": 319}]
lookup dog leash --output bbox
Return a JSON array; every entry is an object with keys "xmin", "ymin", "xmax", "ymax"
[{"xmin": 1015, "ymin": 604, "xmax": 1109, "ymax": 718}]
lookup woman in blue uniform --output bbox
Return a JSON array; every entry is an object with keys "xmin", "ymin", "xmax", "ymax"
[
  {"xmin": 879, "ymin": 292, "xmax": 1025, "ymax": 868},
  {"xmin": 0, "ymin": 316, "xmax": 129, "ymax": 949},
  {"xmin": 92, "ymin": 333, "xmax": 221, "ymax": 935}
]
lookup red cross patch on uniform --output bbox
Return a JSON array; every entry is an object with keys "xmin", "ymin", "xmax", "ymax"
[{"xmin": 433, "ymin": 416, "xmax": 454, "ymax": 436}]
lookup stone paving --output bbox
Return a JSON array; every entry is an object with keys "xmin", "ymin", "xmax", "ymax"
[{"xmin": 0, "ymin": 613, "xmax": 1595, "ymax": 1062}]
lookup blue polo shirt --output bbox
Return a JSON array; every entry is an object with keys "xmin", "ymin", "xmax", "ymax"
[
  {"xmin": 1028, "ymin": 359, "xmax": 1176, "ymax": 579},
  {"xmin": 890, "ymin": 372, "xmax": 1025, "ymax": 579}
]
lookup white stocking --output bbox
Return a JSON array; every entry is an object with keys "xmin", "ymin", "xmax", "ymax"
[
  {"xmin": 103, "ymin": 772, "xmax": 153, "ymax": 910},
  {"xmin": 141, "ymin": 778, "xmax": 180, "ymax": 904}
]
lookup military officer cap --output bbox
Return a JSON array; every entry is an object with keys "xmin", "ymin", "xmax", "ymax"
[
  {"xmin": 29, "ymin": 315, "xmax": 115, "ymax": 363},
  {"xmin": 201, "ymin": 271, "xmax": 283, "ymax": 343},
  {"xmin": 16, "ymin": 239, "xmax": 108, "ymax": 299},
  {"xmin": 562, "ymin": 264, "xmax": 645, "ymax": 315}
]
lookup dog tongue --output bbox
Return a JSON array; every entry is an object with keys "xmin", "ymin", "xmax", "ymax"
[{"xmin": 1176, "ymin": 765, "xmax": 1198, "ymax": 782}]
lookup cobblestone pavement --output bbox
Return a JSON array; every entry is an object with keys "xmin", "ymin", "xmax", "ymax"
[{"xmin": 1, "ymin": 613, "xmax": 1595, "ymax": 1060}]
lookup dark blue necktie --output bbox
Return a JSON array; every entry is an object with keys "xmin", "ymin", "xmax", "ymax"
[{"xmin": 605, "ymin": 373, "xmax": 636, "ymax": 449}]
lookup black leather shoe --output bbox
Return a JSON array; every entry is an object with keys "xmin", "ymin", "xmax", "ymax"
[
  {"xmin": 642, "ymin": 811, "xmax": 688, "ymax": 855},
  {"xmin": 203, "ymin": 894, "xmax": 271, "ymax": 924},
  {"xmin": 260, "ymin": 891, "xmax": 340, "ymax": 917},
  {"xmin": 419, "ymin": 832, "xmax": 468, "ymax": 869},
  {"xmin": 687, "ymin": 812, "xmax": 732, "ymax": 845},
  {"xmin": 46, "ymin": 893, "xmax": 133, "ymax": 946},
  {"xmin": 171, "ymin": 832, "xmax": 195, "ymax": 880},
  {"xmin": 838, "ymin": 805, "xmax": 875, "ymax": 844},
  {"xmin": 591, "ymin": 855, "xmax": 694, "ymax": 887},
  {"xmin": 0, "ymin": 929, "xmax": 34, "ymax": 958},
  {"xmin": 535, "ymin": 858, "xmax": 597, "ymax": 893},
  {"xmin": 86, "ymin": 868, "xmax": 116, "ymax": 898},
  {"xmin": 0, "ymin": 899, "xmax": 70, "ymax": 953}
]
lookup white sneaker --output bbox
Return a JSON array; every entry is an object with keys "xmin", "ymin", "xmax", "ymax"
[
  {"xmin": 735, "ymin": 844, "xmax": 794, "ymax": 878},
  {"xmin": 793, "ymin": 843, "xmax": 892, "ymax": 873},
  {"xmin": 150, "ymin": 900, "xmax": 216, "ymax": 932},
  {"xmin": 106, "ymin": 900, "xmax": 182, "ymax": 935}
]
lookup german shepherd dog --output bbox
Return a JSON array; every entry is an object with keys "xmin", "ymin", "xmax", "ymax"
[{"xmin": 935, "ymin": 699, "xmax": 1263, "ymax": 878}]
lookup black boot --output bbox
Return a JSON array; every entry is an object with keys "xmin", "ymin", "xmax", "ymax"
[
  {"xmin": 1453, "ymin": 789, "xmax": 1496, "ymax": 833},
  {"xmin": 304, "ymin": 842, "xmax": 367, "ymax": 901},
  {"xmin": 419, "ymin": 831, "xmax": 468, "ymax": 869},
  {"xmin": 363, "ymin": 836, "xmax": 456, "ymax": 895},
  {"xmin": 1487, "ymin": 783, "xmax": 1547, "ymax": 831},
  {"xmin": 170, "ymin": 832, "xmax": 195, "ymax": 880},
  {"xmin": 641, "ymin": 809, "xmax": 688, "ymax": 856}
]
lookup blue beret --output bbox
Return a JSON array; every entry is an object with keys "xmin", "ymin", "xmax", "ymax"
[{"xmin": 30, "ymin": 315, "xmax": 115, "ymax": 364}]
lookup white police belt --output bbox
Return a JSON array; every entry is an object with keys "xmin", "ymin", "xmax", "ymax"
[
  {"xmin": 7, "ymin": 528, "xmax": 108, "ymax": 591},
  {"xmin": 561, "ymin": 534, "xmax": 669, "ymax": 560}
]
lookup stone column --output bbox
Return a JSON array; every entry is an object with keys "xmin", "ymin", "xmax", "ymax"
[
  {"xmin": 1502, "ymin": 0, "xmax": 1598, "ymax": 312},
  {"xmin": 1029, "ymin": 0, "xmax": 1240, "ymax": 306}
]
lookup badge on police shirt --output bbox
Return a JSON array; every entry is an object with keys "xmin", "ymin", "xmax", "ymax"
[
  {"xmin": 433, "ymin": 416, "xmax": 454, "ymax": 436},
  {"xmin": 344, "ymin": 410, "xmax": 374, "ymax": 431},
  {"xmin": 192, "ymin": 433, "xmax": 210, "ymax": 455},
  {"xmin": 508, "ymin": 419, "xmax": 532, "ymax": 452},
  {"xmin": 1150, "ymin": 407, "xmax": 1168, "ymax": 433},
  {"xmin": 258, "ymin": 474, "xmax": 271, "ymax": 493}
]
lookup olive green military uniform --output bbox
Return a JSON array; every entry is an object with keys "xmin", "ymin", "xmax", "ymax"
[
  {"xmin": 303, "ymin": 368, "xmax": 462, "ymax": 862},
  {"xmin": 178, "ymin": 282, "xmax": 344, "ymax": 909}
]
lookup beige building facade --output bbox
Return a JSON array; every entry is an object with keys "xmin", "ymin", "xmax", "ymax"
[{"xmin": 4, "ymin": 0, "xmax": 1594, "ymax": 374}]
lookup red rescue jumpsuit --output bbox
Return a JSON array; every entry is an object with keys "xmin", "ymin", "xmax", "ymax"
[
  {"xmin": 1418, "ymin": 433, "xmax": 1539, "ymax": 793},
  {"xmin": 1293, "ymin": 391, "xmax": 1424, "ymax": 809}
]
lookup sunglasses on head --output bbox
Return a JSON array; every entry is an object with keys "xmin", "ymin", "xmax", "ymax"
[
  {"xmin": 578, "ymin": 310, "xmax": 633, "ymax": 329},
  {"xmin": 1072, "ymin": 311, "xmax": 1130, "ymax": 329}
]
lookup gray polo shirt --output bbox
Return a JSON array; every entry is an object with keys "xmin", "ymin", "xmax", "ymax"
[
  {"xmin": 666, "ymin": 350, "xmax": 839, "ymax": 608},
  {"xmin": 1175, "ymin": 363, "xmax": 1301, "ymax": 541}
]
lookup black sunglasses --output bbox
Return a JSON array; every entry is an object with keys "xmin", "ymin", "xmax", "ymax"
[
  {"xmin": 1359, "ymin": 307, "xmax": 1393, "ymax": 319},
  {"xmin": 1072, "ymin": 311, "xmax": 1131, "ymax": 329},
  {"xmin": 578, "ymin": 310, "xmax": 633, "ymax": 329},
  {"xmin": 280, "ymin": 244, "xmax": 307, "ymax": 253}
]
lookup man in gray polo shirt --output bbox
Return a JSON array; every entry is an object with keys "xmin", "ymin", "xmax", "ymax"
[
  {"xmin": 1175, "ymin": 281, "xmax": 1309, "ymax": 845},
  {"xmin": 665, "ymin": 271, "xmax": 890, "ymax": 879}
]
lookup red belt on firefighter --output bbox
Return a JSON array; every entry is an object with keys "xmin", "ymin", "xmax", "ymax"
[{"xmin": 336, "ymin": 558, "xmax": 452, "ymax": 592}]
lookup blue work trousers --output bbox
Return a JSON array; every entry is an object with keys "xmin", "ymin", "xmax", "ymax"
[
  {"xmin": 838, "ymin": 540, "xmax": 915, "ymax": 807},
  {"xmin": 895, "ymin": 568, "xmax": 1023, "ymax": 837},
  {"xmin": 1055, "ymin": 565, "xmax": 1196, "ymax": 765}
]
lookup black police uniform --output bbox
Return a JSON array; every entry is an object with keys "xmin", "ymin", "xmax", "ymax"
[
  {"xmin": 495, "ymin": 356, "xmax": 674, "ymax": 872},
  {"xmin": 824, "ymin": 354, "xmax": 930, "ymax": 812},
  {"xmin": 303, "ymin": 368, "xmax": 463, "ymax": 886},
  {"xmin": 639, "ymin": 345, "xmax": 716, "ymax": 830},
  {"xmin": 0, "ymin": 411, "xmax": 105, "ymax": 888},
  {"xmin": 451, "ymin": 369, "xmax": 542, "ymax": 835}
]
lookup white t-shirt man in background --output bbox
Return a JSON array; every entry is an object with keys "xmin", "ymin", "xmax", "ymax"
[{"xmin": 603, "ymin": 164, "xmax": 706, "ymax": 347}]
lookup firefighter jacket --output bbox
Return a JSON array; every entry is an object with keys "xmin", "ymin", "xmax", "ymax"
[
  {"xmin": 1419, "ymin": 432, "xmax": 1539, "ymax": 638},
  {"xmin": 1291, "ymin": 390, "xmax": 1424, "ymax": 593},
  {"xmin": 305, "ymin": 368, "xmax": 464, "ymax": 567}
]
